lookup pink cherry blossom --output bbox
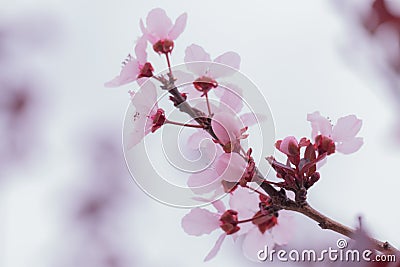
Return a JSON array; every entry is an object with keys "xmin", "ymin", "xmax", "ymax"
[
  {"xmin": 186, "ymin": 130, "xmax": 224, "ymax": 196},
  {"xmin": 181, "ymin": 200, "xmax": 229, "ymax": 262},
  {"xmin": 187, "ymin": 151, "xmax": 246, "ymax": 196},
  {"xmin": 307, "ymin": 111, "xmax": 364, "ymax": 154},
  {"xmin": 105, "ymin": 35, "xmax": 151, "ymax": 88},
  {"xmin": 241, "ymin": 213, "xmax": 293, "ymax": 262},
  {"xmin": 229, "ymin": 188, "xmax": 294, "ymax": 262},
  {"xmin": 183, "ymin": 44, "xmax": 241, "ymax": 96},
  {"xmin": 140, "ymin": 8, "xmax": 187, "ymax": 53},
  {"xmin": 217, "ymin": 83, "xmax": 244, "ymax": 113},
  {"xmin": 212, "ymin": 111, "xmax": 247, "ymax": 148},
  {"xmin": 126, "ymin": 82, "xmax": 161, "ymax": 148},
  {"xmin": 215, "ymin": 152, "xmax": 247, "ymax": 183},
  {"xmin": 184, "ymin": 44, "xmax": 241, "ymax": 78}
]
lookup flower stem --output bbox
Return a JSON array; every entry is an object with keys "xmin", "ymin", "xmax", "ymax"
[
  {"xmin": 204, "ymin": 92, "xmax": 212, "ymax": 117},
  {"xmin": 165, "ymin": 53, "xmax": 173, "ymax": 77},
  {"xmin": 237, "ymin": 213, "xmax": 267, "ymax": 224},
  {"xmin": 152, "ymin": 76, "xmax": 163, "ymax": 83},
  {"xmin": 244, "ymin": 184, "xmax": 269, "ymax": 199},
  {"xmin": 165, "ymin": 120, "xmax": 204, "ymax": 129}
]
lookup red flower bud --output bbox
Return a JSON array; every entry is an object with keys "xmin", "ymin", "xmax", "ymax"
[
  {"xmin": 220, "ymin": 210, "xmax": 240, "ymax": 235},
  {"xmin": 137, "ymin": 62, "xmax": 154, "ymax": 78},
  {"xmin": 150, "ymin": 108, "xmax": 166, "ymax": 133},
  {"xmin": 153, "ymin": 39, "xmax": 174, "ymax": 54},
  {"xmin": 315, "ymin": 135, "xmax": 336, "ymax": 155},
  {"xmin": 193, "ymin": 76, "xmax": 218, "ymax": 94}
]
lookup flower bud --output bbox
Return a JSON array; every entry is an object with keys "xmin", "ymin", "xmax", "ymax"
[
  {"xmin": 219, "ymin": 210, "xmax": 240, "ymax": 235},
  {"xmin": 193, "ymin": 76, "xmax": 218, "ymax": 94},
  {"xmin": 153, "ymin": 39, "xmax": 174, "ymax": 54},
  {"xmin": 137, "ymin": 62, "xmax": 154, "ymax": 78},
  {"xmin": 150, "ymin": 108, "xmax": 166, "ymax": 132}
]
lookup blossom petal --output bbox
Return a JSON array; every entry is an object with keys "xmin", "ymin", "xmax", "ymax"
[
  {"xmin": 104, "ymin": 58, "xmax": 140, "ymax": 87},
  {"xmin": 336, "ymin": 137, "xmax": 363, "ymax": 154},
  {"xmin": 271, "ymin": 211, "xmax": 294, "ymax": 245},
  {"xmin": 215, "ymin": 153, "xmax": 247, "ymax": 183},
  {"xmin": 126, "ymin": 82, "xmax": 158, "ymax": 148},
  {"xmin": 332, "ymin": 115, "xmax": 362, "ymax": 142},
  {"xmin": 211, "ymin": 111, "xmax": 243, "ymax": 145},
  {"xmin": 132, "ymin": 81, "xmax": 158, "ymax": 111},
  {"xmin": 242, "ymin": 227, "xmax": 275, "ymax": 262},
  {"xmin": 181, "ymin": 208, "xmax": 220, "ymax": 236},
  {"xmin": 307, "ymin": 111, "xmax": 333, "ymax": 139},
  {"xmin": 140, "ymin": 19, "xmax": 157, "ymax": 44},
  {"xmin": 209, "ymin": 52, "xmax": 241, "ymax": 78},
  {"xmin": 184, "ymin": 44, "xmax": 212, "ymax": 62},
  {"xmin": 240, "ymin": 113, "xmax": 267, "ymax": 127},
  {"xmin": 187, "ymin": 130, "xmax": 210, "ymax": 150},
  {"xmin": 218, "ymin": 84, "xmax": 243, "ymax": 114},
  {"xmin": 211, "ymin": 200, "xmax": 226, "ymax": 214},
  {"xmin": 168, "ymin": 13, "xmax": 187, "ymax": 40},
  {"xmin": 126, "ymin": 118, "xmax": 150, "ymax": 149},
  {"xmin": 187, "ymin": 169, "xmax": 221, "ymax": 195},
  {"xmin": 214, "ymin": 52, "xmax": 241, "ymax": 69},
  {"xmin": 184, "ymin": 44, "xmax": 212, "ymax": 76},
  {"xmin": 145, "ymin": 8, "xmax": 172, "ymax": 40},
  {"xmin": 229, "ymin": 188, "xmax": 259, "ymax": 220},
  {"xmin": 134, "ymin": 35, "xmax": 148, "ymax": 64},
  {"xmin": 173, "ymin": 70, "xmax": 194, "ymax": 87},
  {"xmin": 204, "ymin": 234, "xmax": 226, "ymax": 262}
]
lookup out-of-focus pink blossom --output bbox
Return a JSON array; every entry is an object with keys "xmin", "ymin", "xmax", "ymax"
[
  {"xmin": 181, "ymin": 200, "xmax": 230, "ymax": 262},
  {"xmin": 230, "ymin": 188, "xmax": 294, "ymax": 262},
  {"xmin": 140, "ymin": 8, "xmax": 187, "ymax": 54},
  {"xmin": 307, "ymin": 111, "xmax": 363, "ymax": 154},
  {"xmin": 127, "ymin": 82, "xmax": 162, "ymax": 148},
  {"xmin": 105, "ymin": 35, "xmax": 151, "ymax": 87}
]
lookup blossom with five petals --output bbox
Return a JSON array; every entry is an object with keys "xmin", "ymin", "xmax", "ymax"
[
  {"xmin": 184, "ymin": 44, "xmax": 241, "ymax": 95},
  {"xmin": 230, "ymin": 188, "xmax": 294, "ymax": 262},
  {"xmin": 307, "ymin": 111, "xmax": 363, "ymax": 154},
  {"xmin": 126, "ymin": 82, "xmax": 164, "ymax": 148},
  {"xmin": 105, "ymin": 35, "xmax": 152, "ymax": 87},
  {"xmin": 140, "ymin": 8, "xmax": 187, "ymax": 54},
  {"xmin": 181, "ymin": 200, "xmax": 233, "ymax": 262}
]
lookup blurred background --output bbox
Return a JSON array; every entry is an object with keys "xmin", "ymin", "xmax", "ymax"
[{"xmin": 1, "ymin": 0, "xmax": 400, "ymax": 266}]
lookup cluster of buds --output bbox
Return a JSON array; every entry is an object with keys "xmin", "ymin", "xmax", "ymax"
[
  {"xmin": 267, "ymin": 136, "xmax": 327, "ymax": 203},
  {"xmin": 219, "ymin": 194, "xmax": 279, "ymax": 236}
]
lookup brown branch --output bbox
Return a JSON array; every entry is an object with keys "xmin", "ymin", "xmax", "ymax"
[
  {"xmin": 258, "ymin": 181, "xmax": 398, "ymax": 254},
  {"xmin": 285, "ymin": 201, "xmax": 397, "ymax": 254}
]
